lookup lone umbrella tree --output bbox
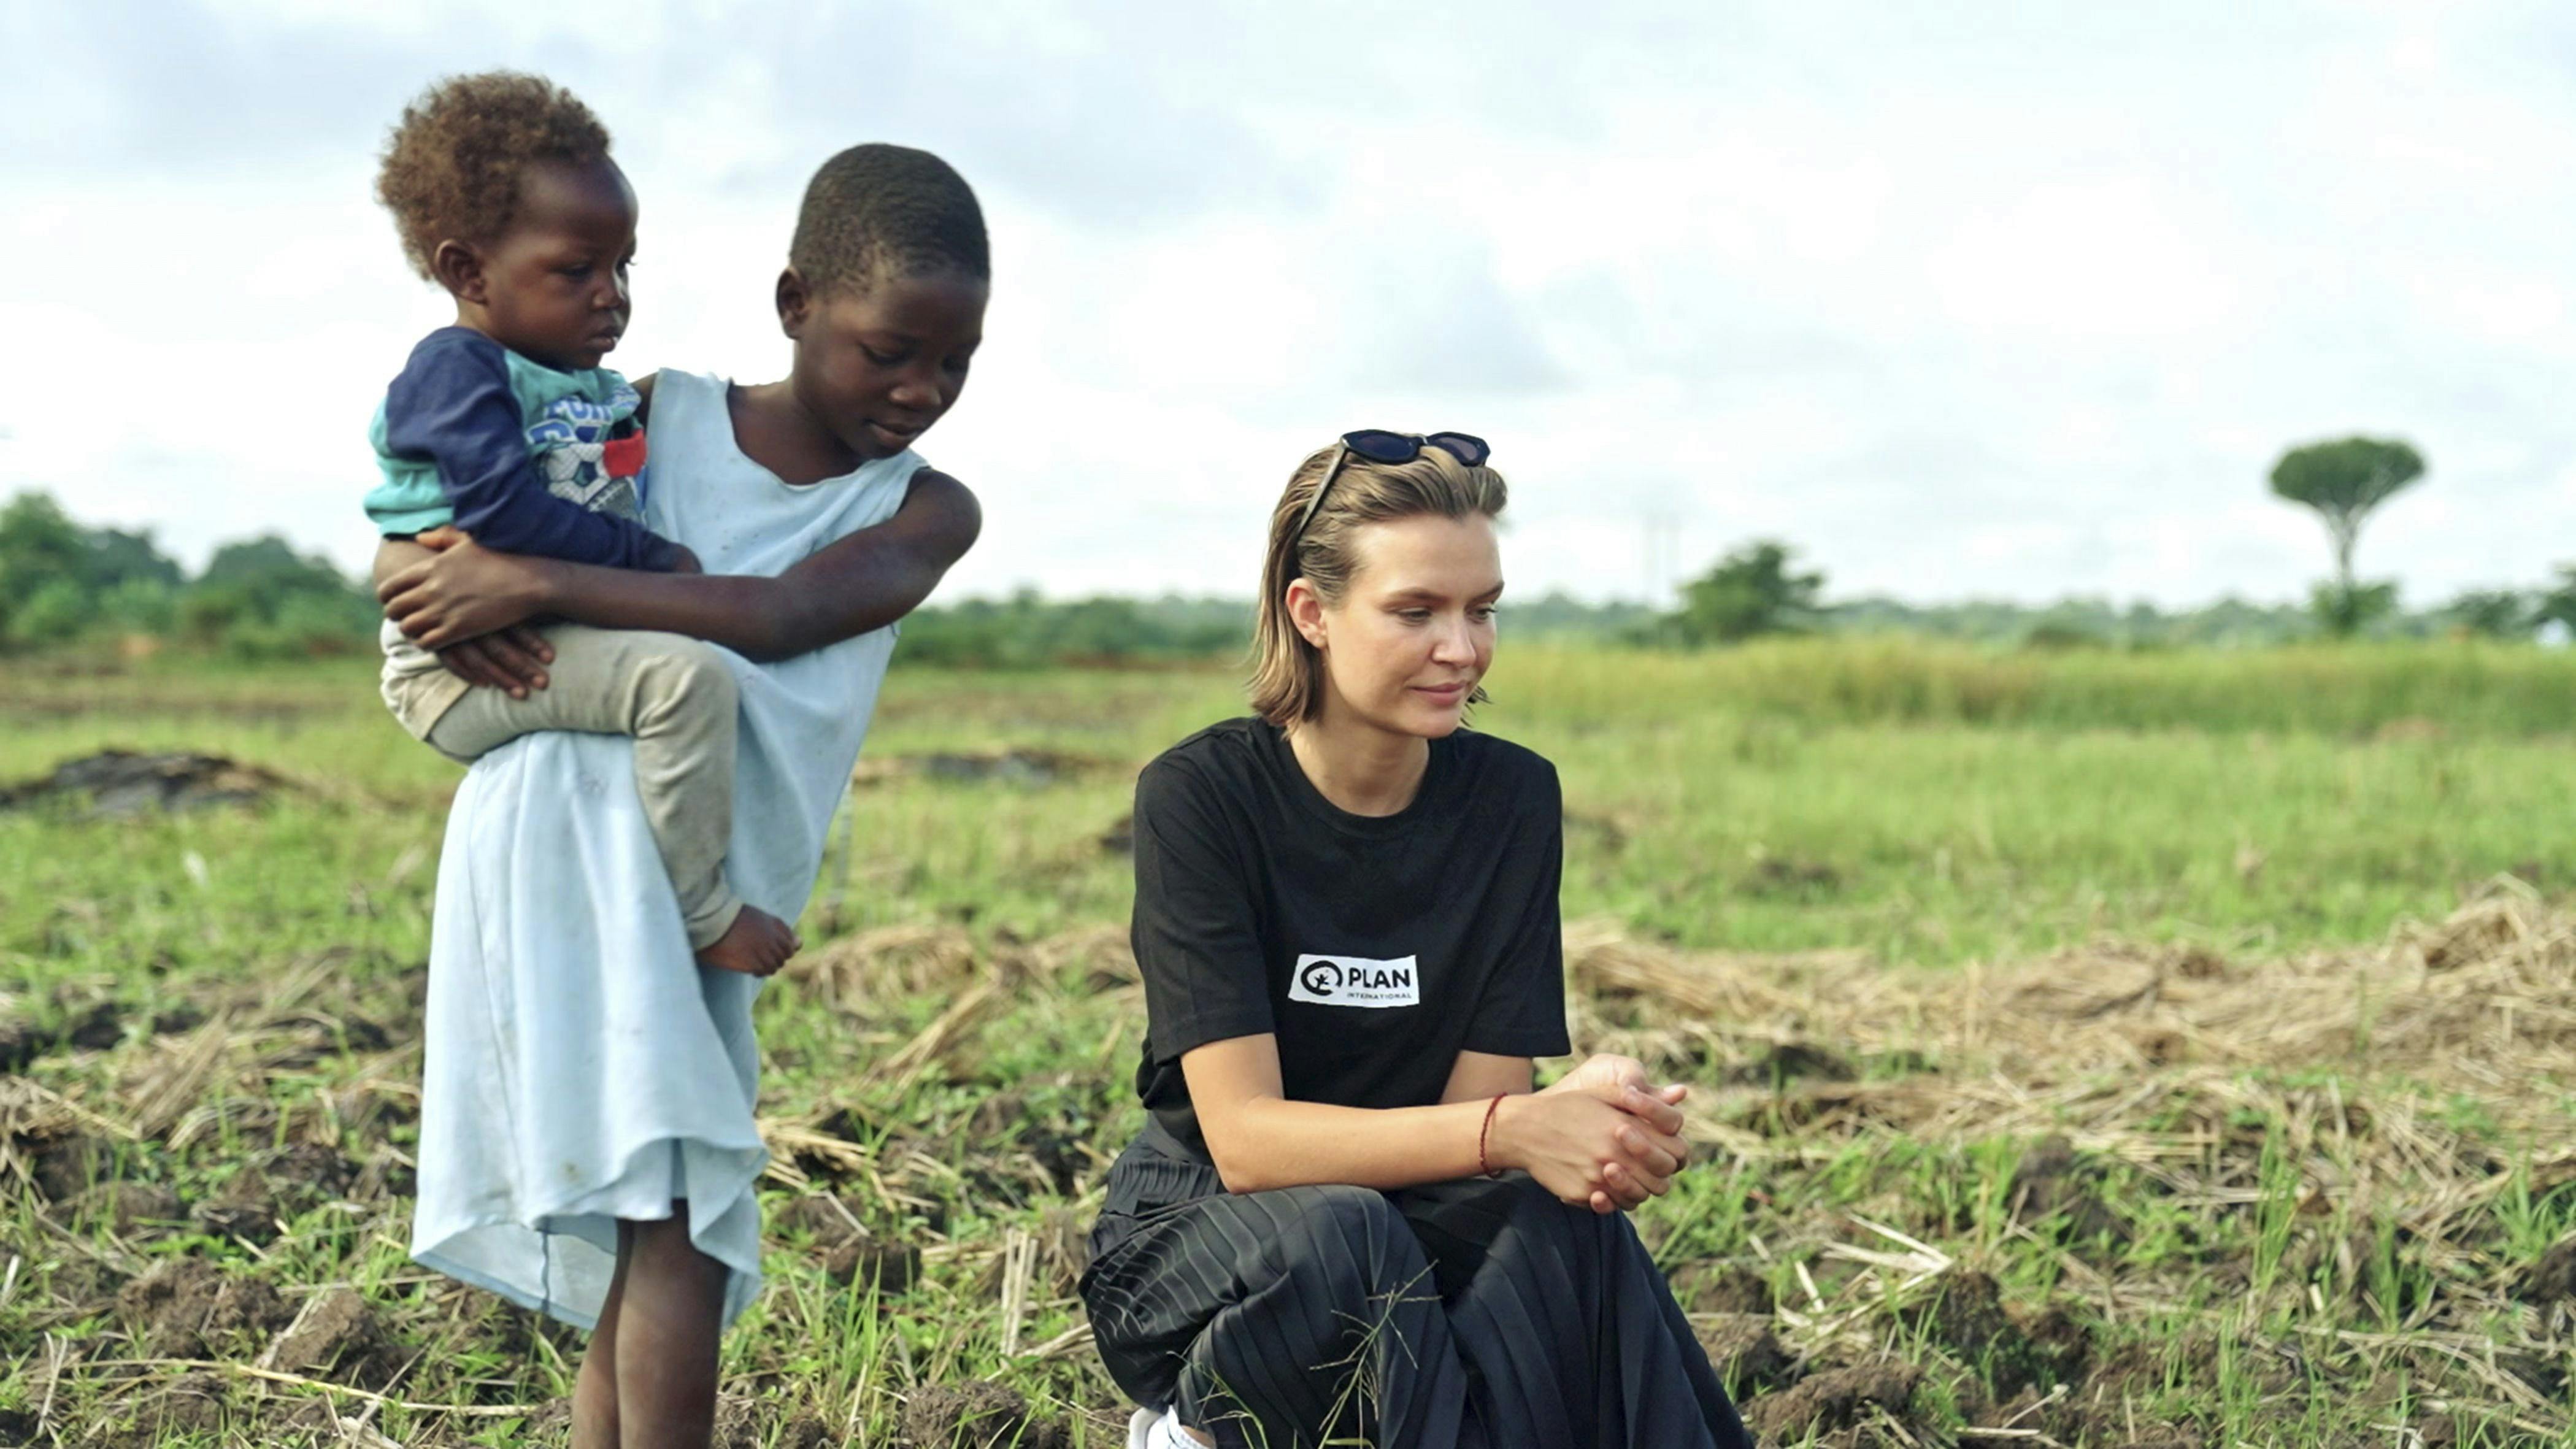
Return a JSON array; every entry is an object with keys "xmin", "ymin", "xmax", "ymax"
[
  {"xmin": 2538, "ymin": 565, "xmax": 2576, "ymax": 637},
  {"xmin": 1669, "ymin": 540, "xmax": 1826, "ymax": 645},
  {"xmin": 2267, "ymin": 436, "xmax": 2424, "ymax": 634}
]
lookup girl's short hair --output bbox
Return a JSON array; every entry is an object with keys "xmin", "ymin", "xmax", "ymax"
[
  {"xmin": 790, "ymin": 144, "xmax": 988, "ymax": 298},
  {"xmin": 1248, "ymin": 442, "xmax": 1509, "ymax": 725}
]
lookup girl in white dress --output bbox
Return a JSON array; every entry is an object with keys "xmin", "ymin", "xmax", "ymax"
[{"xmin": 374, "ymin": 144, "xmax": 990, "ymax": 1449}]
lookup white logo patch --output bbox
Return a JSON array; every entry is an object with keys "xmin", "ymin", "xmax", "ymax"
[{"xmin": 1289, "ymin": 953, "xmax": 1421, "ymax": 1009}]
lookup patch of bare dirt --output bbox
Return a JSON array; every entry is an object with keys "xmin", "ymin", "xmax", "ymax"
[
  {"xmin": 1724, "ymin": 1040, "xmax": 1857, "ymax": 1088},
  {"xmin": 21, "ymin": 1129, "xmax": 109, "ymax": 1201},
  {"xmin": 69, "ymin": 1178, "xmax": 183, "ymax": 1237},
  {"xmin": 1897, "ymin": 1272, "xmax": 2095, "ymax": 1407},
  {"xmin": 96, "ymin": 1369, "xmax": 233, "ymax": 1447},
  {"xmin": 269, "ymin": 1285, "xmax": 405, "ymax": 1389},
  {"xmin": 2004, "ymin": 1134, "xmax": 2128, "ymax": 1247},
  {"xmin": 1740, "ymin": 1359, "xmax": 1922, "ymax": 1439},
  {"xmin": 1743, "ymin": 855, "xmax": 1843, "ymax": 896},
  {"xmin": 899, "ymin": 1380, "xmax": 1072, "ymax": 1448},
  {"xmin": 2516, "ymin": 1236, "xmax": 2576, "ymax": 1305},
  {"xmin": 0, "ymin": 997, "xmax": 127, "ymax": 1070},
  {"xmin": 714, "ymin": 1394, "xmax": 837, "ymax": 1448},
  {"xmin": 0, "ymin": 749, "xmax": 294, "ymax": 818},
  {"xmin": 779, "ymin": 1191, "xmax": 925, "ymax": 1295},
  {"xmin": 1678, "ymin": 1261, "xmax": 1775, "ymax": 1316},
  {"xmin": 1695, "ymin": 1313, "xmax": 1794, "ymax": 1394},
  {"xmin": 117, "ymin": 1259, "xmax": 292, "ymax": 1357},
  {"xmin": 854, "ymin": 748, "xmax": 1112, "ymax": 790}
]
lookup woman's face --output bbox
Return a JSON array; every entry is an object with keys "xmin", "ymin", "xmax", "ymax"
[{"xmin": 1297, "ymin": 512, "xmax": 1502, "ymax": 739}]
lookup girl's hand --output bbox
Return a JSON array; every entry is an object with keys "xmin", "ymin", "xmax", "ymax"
[
  {"xmin": 379, "ymin": 530, "xmax": 559, "ymax": 650},
  {"xmin": 436, "ymin": 626, "xmax": 557, "ymax": 698},
  {"xmin": 1490, "ymin": 1090, "xmax": 1692, "ymax": 1215}
]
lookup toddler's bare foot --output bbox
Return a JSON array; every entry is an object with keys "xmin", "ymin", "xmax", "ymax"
[{"xmin": 696, "ymin": 908, "xmax": 799, "ymax": 977}]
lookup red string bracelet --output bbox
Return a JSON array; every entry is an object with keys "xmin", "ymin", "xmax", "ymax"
[{"xmin": 1477, "ymin": 1094, "xmax": 1507, "ymax": 1179}]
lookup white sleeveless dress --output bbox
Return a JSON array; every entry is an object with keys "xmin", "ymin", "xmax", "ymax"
[{"xmin": 409, "ymin": 369, "xmax": 921, "ymax": 1329}]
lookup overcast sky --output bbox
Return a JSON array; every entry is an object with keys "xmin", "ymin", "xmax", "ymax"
[{"xmin": 0, "ymin": 1, "xmax": 2558, "ymax": 607}]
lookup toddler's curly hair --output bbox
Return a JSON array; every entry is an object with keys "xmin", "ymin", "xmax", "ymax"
[{"xmin": 375, "ymin": 72, "xmax": 613, "ymax": 282}]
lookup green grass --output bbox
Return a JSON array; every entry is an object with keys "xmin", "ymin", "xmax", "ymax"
[{"xmin": 2, "ymin": 640, "xmax": 2571, "ymax": 1445}]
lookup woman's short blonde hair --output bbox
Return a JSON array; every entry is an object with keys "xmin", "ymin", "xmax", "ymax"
[{"xmin": 1248, "ymin": 441, "xmax": 1509, "ymax": 724}]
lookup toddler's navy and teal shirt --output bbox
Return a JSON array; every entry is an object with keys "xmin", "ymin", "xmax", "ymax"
[{"xmin": 363, "ymin": 327, "xmax": 680, "ymax": 572}]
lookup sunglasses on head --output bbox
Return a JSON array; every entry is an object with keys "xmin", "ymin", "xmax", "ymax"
[{"xmin": 1294, "ymin": 429, "xmax": 1493, "ymax": 540}]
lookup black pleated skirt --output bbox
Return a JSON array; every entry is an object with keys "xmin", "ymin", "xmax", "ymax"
[{"xmin": 1078, "ymin": 1131, "xmax": 1755, "ymax": 1449}]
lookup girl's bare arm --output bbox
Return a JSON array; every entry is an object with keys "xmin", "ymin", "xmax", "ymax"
[{"xmin": 375, "ymin": 469, "xmax": 982, "ymax": 661}]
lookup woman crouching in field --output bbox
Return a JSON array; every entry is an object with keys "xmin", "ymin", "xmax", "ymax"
[{"xmin": 1080, "ymin": 433, "xmax": 1753, "ymax": 1449}]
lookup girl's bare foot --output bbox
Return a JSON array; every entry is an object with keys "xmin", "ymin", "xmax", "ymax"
[{"xmin": 695, "ymin": 907, "xmax": 799, "ymax": 976}]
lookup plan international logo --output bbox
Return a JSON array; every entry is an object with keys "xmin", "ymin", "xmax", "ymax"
[{"xmin": 1288, "ymin": 953, "xmax": 1421, "ymax": 1009}]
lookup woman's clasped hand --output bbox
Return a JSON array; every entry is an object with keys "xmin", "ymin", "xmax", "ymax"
[{"xmin": 1499, "ymin": 1053, "xmax": 1695, "ymax": 1215}]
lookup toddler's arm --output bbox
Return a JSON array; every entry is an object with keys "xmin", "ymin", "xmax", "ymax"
[{"xmin": 380, "ymin": 331, "xmax": 685, "ymax": 573}]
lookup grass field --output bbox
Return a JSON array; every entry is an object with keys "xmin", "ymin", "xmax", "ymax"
[{"xmin": 2, "ymin": 640, "xmax": 2573, "ymax": 1446}]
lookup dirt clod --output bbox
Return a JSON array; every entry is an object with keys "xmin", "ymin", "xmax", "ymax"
[
  {"xmin": 1900, "ymin": 1270, "xmax": 2074, "ymax": 1396},
  {"xmin": 249, "ymin": 1140, "xmax": 360, "ymax": 1210},
  {"xmin": 855, "ymin": 748, "xmax": 1106, "ymax": 790},
  {"xmin": 2015, "ymin": 1304, "xmax": 2093, "ymax": 1385},
  {"xmin": 2515, "ymin": 1236, "xmax": 2576, "ymax": 1305},
  {"xmin": 778, "ymin": 1191, "xmax": 870, "ymax": 1243},
  {"xmin": 779, "ymin": 1192, "xmax": 925, "ymax": 1295},
  {"xmin": 120, "ymin": 1369, "xmax": 231, "ymax": 1440},
  {"xmin": 72, "ymin": 1179, "xmax": 183, "ymax": 1236},
  {"xmin": 1741, "ymin": 1360, "xmax": 1921, "ymax": 1438},
  {"xmin": 2175, "ymin": 946, "xmax": 2229, "ymax": 979},
  {"xmin": 26, "ymin": 1132, "xmax": 107, "ymax": 1201},
  {"xmin": 0, "ymin": 1001, "xmax": 125, "ymax": 1069},
  {"xmin": 1744, "ymin": 856, "xmax": 1842, "ymax": 895},
  {"xmin": 117, "ymin": 1259, "xmax": 291, "ymax": 1357},
  {"xmin": 0, "ymin": 750, "xmax": 290, "ymax": 818},
  {"xmin": 826, "ymin": 1236, "xmax": 924, "ymax": 1295},
  {"xmin": 1906, "ymin": 1270, "xmax": 2015, "ymax": 1353},
  {"xmin": 2007, "ymin": 1134, "xmax": 2125, "ymax": 1246},
  {"xmin": 0, "ymin": 1021, "xmax": 41, "ymax": 1073},
  {"xmin": 1682, "ymin": 1261, "xmax": 1775, "ymax": 1316},
  {"xmin": 2080, "ymin": 1337, "xmax": 2192, "ymax": 1407},
  {"xmin": 192, "ymin": 1186, "xmax": 280, "ymax": 1246},
  {"xmin": 1694, "ymin": 1313, "xmax": 1793, "ymax": 1393},
  {"xmin": 899, "ymin": 1381, "xmax": 1070, "ymax": 1448},
  {"xmin": 63, "ymin": 1000, "xmax": 126, "ymax": 1050},
  {"xmin": 269, "ymin": 1286, "xmax": 397, "ymax": 1386},
  {"xmin": 2412, "ymin": 1410, "xmax": 2461, "ymax": 1448},
  {"xmin": 1727, "ymin": 1040, "xmax": 1857, "ymax": 1087},
  {"xmin": 150, "ymin": 1004, "xmax": 207, "ymax": 1036},
  {"xmin": 712, "ymin": 1396, "xmax": 839, "ymax": 1449}
]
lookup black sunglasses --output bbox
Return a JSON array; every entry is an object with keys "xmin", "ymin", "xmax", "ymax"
[{"xmin": 1294, "ymin": 429, "xmax": 1493, "ymax": 540}]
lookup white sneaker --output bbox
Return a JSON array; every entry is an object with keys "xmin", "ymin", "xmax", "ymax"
[{"xmin": 1129, "ymin": 1407, "xmax": 1198, "ymax": 1448}]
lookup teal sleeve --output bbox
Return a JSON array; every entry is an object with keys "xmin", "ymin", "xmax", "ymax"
[{"xmin": 365, "ymin": 403, "xmax": 455, "ymax": 535}]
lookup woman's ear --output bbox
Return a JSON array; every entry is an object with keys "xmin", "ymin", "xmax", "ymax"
[
  {"xmin": 431, "ymin": 240, "xmax": 486, "ymax": 304},
  {"xmin": 1286, "ymin": 578, "xmax": 1329, "ymax": 650},
  {"xmin": 775, "ymin": 267, "xmax": 811, "ymax": 339}
]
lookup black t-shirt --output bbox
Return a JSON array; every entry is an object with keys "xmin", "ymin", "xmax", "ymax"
[{"xmin": 1129, "ymin": 717, "xmax": 1572, "ymax": 1163}]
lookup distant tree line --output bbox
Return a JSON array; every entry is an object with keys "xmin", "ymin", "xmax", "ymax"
[
  {"xmin": 1661, "ymin": 536, "xmax": 2574, "ymax": 650},
  {"xmin": 894, "ymin": 589, "xmax": 1663, "ymax": 667},
  {"xmin": 0, "ymin": 492, "xmax": 377, "ymax": 658},
  {"xmin": 1651, "ymin": 433, "xmax": 2570, "ymax": 648},
  {"xmin": 3, "ymin": 483, "xmax": 2566, "ymax": 666}
]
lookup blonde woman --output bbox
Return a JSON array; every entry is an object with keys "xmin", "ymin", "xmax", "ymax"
[{"xmin": 1080, "ymin": 433, "xmax": 1751, "ymax": 1449}]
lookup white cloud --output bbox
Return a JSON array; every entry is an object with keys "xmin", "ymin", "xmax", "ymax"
[{"xmin": 0, "ymin": 0, "xmax": 2562, "ymax": 610}]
